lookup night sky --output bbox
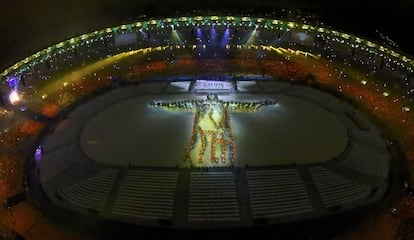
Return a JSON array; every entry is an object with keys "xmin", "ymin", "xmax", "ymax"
[{"xmin": 0, "ymin": 0, "xmax": 412, "ymax": 70}]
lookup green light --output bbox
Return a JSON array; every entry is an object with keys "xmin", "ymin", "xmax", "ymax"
[
  {"xmin": 56, "ymin": 42, "xmax": 65, "ymax": 48},
  {"xmin": 2, "ymin": 15, "xmax": 414, "ymax": 83}
]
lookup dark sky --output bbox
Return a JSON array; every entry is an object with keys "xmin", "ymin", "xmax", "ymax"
[{"xmin": 0, "ymin": 0, "xmax": 412, "ymax": 70}]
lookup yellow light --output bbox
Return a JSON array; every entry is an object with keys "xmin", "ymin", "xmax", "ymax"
[
  {"xmin": 9, "ymin": 90, "xmax": 20, "ymax": 105},
  {"xmin": 392, "ymin": 52, "xmax": 400, "ymax": 58},
  {"xmin": 287, "ymin": 22, "xmax": 296, "ymax": 28},
  {"xmin": 63, "ymin": 82, "xmax": 69, "ymax": 87},
  {"xmin": 383, "ymin": 92, "xmax": 389, "ymax": 97},
  {"xmin": 403, "ymin": 106, "xmax": 410, "ymax": 112},
  {"xmin": 361, "ymin": 80, "xmax": 367, "ymax": 85},
  {"xmin": 341, "ymin": 33, "xmax": 350, "ymax": 39},
  {"xmin": 41, "ymin": 94, "xmax": 47, "ymax": 99}
]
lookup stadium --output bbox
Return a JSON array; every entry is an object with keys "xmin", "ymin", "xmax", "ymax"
[{"xmin": 0, "ymin": 9, "xmax": 413, "ymax": 240}]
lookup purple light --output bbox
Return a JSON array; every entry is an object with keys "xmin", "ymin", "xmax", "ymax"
[
  {"xmin": 7, "ymin": 76, "xmax": 20, "ymax": 89},
  {"xmin": 6, "ymin": 75, "xmax": 22, "ymax": 104},
  {"xmin": 221, "ymin": 28, "xmax": 230, "ymax": 47},
  {"xmin": 34, "ymin": 146, "xmax": 42, "ymax": 162}
]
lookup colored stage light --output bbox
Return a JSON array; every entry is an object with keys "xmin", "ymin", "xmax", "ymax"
[
  {"xmin": 9, "ymin": 90, "xmax": 20, "ymax": 105},
  {"xmin": 34, "ymin": 146, "xmax": 42, "ymax": 162},
  {"xmin": 221, "ymin": 28, "xmax": 230, "ymax": 47}
]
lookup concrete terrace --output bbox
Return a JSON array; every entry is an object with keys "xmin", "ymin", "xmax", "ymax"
[{"xmin": 36, "ymin": 80, "xmax": 390, "ymax": 228}]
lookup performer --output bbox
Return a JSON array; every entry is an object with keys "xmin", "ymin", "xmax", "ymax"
[{"xmin": 150, "ymin": 94, "xmax": 276, "ymax": 167}]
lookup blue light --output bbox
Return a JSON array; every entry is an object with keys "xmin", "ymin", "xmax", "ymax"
[
  {"xmin": 197, "ymin": 27, "xmax": 202, "ymax": 38},
  {"xmin": 196, "ymin": 27, "xmax": 203, "ymax": 46},
  {"xmin": 221, "ymin": 28, "xmax": 230, "ymax": 47},
  {"xmin": 7, "ymin": 76, "xmax": 20, "ymax": 89},
  {"xmin": 297, "ymin": 32, "xmax": 308, "ymax": 41}
]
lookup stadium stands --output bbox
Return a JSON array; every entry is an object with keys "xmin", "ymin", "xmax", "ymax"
[
  {"xmin": 188, "ymin": 171, "xmax": 240, "ymax": 221},
  {"xmin": 345, "ymin": 111, "xmax": 371, "ymax": 131},
  {"xmin": 112, "ymin": 170, "xmax": 178, "ymax": 220},
  {"xmin": 247, "ymin": 169, "xmax": 313, "ymax": 218},
  {"xmin": 40, "ymin": 143, "xmax": 86, "ymax": 183},
  {"xmin": 1, "ymin": 14, "xmax": 403, "ymax": 236},
  {"xmin": 309, "ymin": 167, "xmax": 372, "ymax": 208},
  {"xmin": 57, "ymin": 169, "xmax": 118, "ymax": 211},
  {"xmin": 340, "ymin": 142, "xmax": 390, "ymax": 178},
  {"xmin": 42, "ymin": 119, "xmax": 82, "ymax": 152}
]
